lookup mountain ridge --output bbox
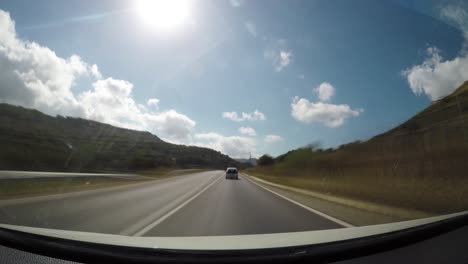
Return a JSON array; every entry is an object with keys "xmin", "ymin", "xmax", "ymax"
[{"xmin": 0, "ymin": 103, "xmax": 237, "ymax": 172}]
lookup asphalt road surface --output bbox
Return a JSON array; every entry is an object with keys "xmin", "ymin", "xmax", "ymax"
[{"xmin": 0, "ymin": 171, "xmax": 344, "ymax": 236}]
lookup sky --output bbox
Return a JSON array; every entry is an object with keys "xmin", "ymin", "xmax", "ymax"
[{"xmin": 0, "ymin": 0, "xmax": 468, "ymax": 158}]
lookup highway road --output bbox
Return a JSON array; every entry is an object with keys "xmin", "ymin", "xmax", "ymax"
[{"xmin": 0, "ymin": 171, "xmax": 344, "ymax": 236}]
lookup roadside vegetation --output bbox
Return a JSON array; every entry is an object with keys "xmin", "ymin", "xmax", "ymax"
[
  {"xmin": 248, "ymin": 81, "xmax": 468, "ymax": 217},
  {"xmin": 0, "ymin": 177, "xmax": 150, "ymax": 200}
]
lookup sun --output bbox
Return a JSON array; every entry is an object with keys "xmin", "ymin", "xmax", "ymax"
[{"xmin": 134, "ymin": 0, "xmax": 191, "ymax": 32}]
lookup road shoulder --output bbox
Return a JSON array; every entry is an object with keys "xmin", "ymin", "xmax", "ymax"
[{"xmin": 243, "ymin": 174, "xmax": 429, "ymax": 226}]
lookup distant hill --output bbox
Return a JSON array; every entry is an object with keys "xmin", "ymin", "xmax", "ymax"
[
  {"xmin": 372, "ymin": 81, "xmax": 468, "ymax": 141},
  {"xmin": 235, "ymin": 158, "xmax": 257, "ymax": 166},
  {"xmin": 0, "ymin": 104, "xmax": 237, "ymax": 172},
  {"xmin": 250, "ymin": 81, "xmax": 468, "ymax": 214}
]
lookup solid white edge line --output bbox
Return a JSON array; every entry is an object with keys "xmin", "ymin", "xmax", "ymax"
[
  {"xmin": 242, "ymin": 174, "xmax": 354, "ymax": 228},
  {"xmin": 132, "ymin": 175, "xmax": 223, "ymax": 237}
]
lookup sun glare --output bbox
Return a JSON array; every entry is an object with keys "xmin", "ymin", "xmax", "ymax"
[{"xmin": 135, "ymin": 0, "xmax": 191, "ymax": 32}]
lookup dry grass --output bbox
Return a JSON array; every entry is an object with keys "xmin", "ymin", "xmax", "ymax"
[
  {"xmin": 248, "ymin": 82, "xmax": 468, "ymax": 216},
  {"xmin": 245, "ymin": 174, "xmax": 433, "ymax": 220},
  {"xmin": 249, "ymin": 134, "xmax": 468, "ymax": 215},
  {"xmin": 0, "ymin": 177, "xmax": 151, "ymax": 200}
]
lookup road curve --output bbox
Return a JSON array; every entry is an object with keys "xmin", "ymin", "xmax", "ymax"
[{"xmin": 0, "ymin": 171, "xmax": 343, "ymax": 236}]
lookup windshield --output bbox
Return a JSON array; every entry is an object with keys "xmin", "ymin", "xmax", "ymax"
[{"xmin": 0, "ymin": 0, "xmax": 467, "ymax": 244}]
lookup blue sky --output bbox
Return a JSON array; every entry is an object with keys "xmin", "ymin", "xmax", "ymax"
[{"xmin": 1, "ymin": 0, "xmax": 468, "ymax": 158}]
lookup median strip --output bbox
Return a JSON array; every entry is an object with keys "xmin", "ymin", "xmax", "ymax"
[
  {"xmin": 242, "ymin": 174, "xmax": 354, "ymax": 228},
  {"xmin": 131, "ymin": 175, "xmax": 222, "ymax": 236}
]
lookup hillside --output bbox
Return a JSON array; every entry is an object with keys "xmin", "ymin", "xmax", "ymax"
[
  {"xmin": 250, "ymin": 81, "xmax": 468, "ymax": 215},
  {"xmin": 0, "ymin": 104, "xmax": 237, "ymax": 172},
  {"xmin": 374, "ymin": 81, "xmax": 468, "ymax": 140}
]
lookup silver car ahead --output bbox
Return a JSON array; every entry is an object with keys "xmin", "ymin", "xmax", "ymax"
[{"xmin": 225, "ymin": 167, "xmax": 239, "ymax": 180}]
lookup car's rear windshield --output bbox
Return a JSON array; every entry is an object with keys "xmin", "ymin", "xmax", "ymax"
[{"xmin": 227, "ymin": 169, "xmax": 237, "ymax": 173}]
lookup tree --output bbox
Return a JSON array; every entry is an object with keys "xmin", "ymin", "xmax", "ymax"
[{"xmin": 257, "ymin": 154, "xmax": 274, "ymax": 166}]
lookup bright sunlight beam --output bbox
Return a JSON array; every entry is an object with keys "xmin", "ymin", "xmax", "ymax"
[{"xmin": 134, "ymin": 0, "xmax": 191, "ymax": 32}]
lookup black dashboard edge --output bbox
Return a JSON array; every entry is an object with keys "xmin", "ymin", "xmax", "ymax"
[{"xmin": 0, "ymin": 213, "xmax": 467, "ymax": 264}]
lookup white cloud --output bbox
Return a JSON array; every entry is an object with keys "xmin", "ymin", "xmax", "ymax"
[
  {"xmin": 145, "ymin": 110, "xmax": 196, "ymax": 141},
  {"xmin": 402, "ymin": 47, "xmax": 468, "ymax": 101},
  {"xmin": 78, "ymin": 78, "xmax": 196, "ymax": 141},
  {"xmin": 222, "ymin": 112, "xmax": 240, "ymax": 121},
  {"xmin": 245, "ymin": 21, "xmax": 257, "ymax": 37},
  {"xmin": 0, "ymin": 10, "xmax": 91, "ymax": 117},
  {"xmin": 314, "ymin": 82, "xmax": 335, "ymax": 102},
  {"xmin": 193, "ymin": 132, "xmax": 255, "ymax": 158},
  {"xmin": 298, "ymin": 74, "xmax": 305, "ymax": 79},
  {"xmin": 291, "ymin": 97, "xmax": 362, "ymax": 127},
  {"xmin": 264, "ymin": 134, "xmax": 283, "ymax": 143},
  {"xmin": 147, "ymin": 98, "xmax": 160, "ymax": 109},
  {"xmin": 79, "ymin": 78, "xmax": 138, "ymax": 127},
  {"xmin": 0, "ymin": 10, "xmax": 195, "ymax": 141},
  {"xmin": 238, "ymin": 126, "xmax": 256, "ymax": 136},
  {"xmin": 229, "ymin": 0, "xmax": 243, "ymax": 7},
  {"xmin": 264, "ymin": 39, "xmax": 293, "ymax": 72},
  {"xmin": 439, "ymin": 4, "xmax": 468, "ymax": 44},
  {"xmin": 222, "ymin": 110, "xmax": 266, "ymax": 122},
  {"xmin": 278, "ymin": 50, "xmax": 292, "ymax": 71},
  {"xmin": 91, "ymin": 64, "xmax": 102, "ymax": 79},
  {"xmin": 402, "ymin": 3, "xmax": 468, "ymax": 101}
]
